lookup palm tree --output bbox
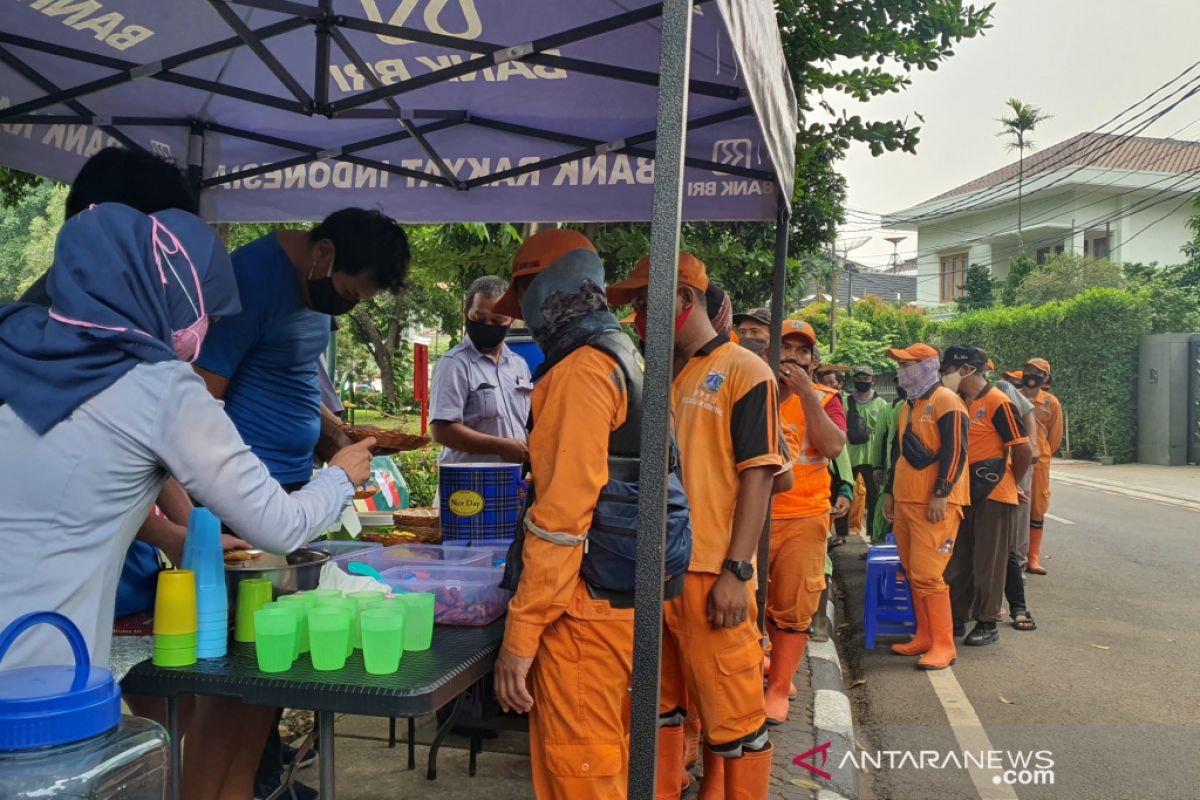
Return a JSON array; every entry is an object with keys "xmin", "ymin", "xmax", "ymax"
[{"xmin": 997, "ymin": 98, "xmax": 1052, "ymax": 247}]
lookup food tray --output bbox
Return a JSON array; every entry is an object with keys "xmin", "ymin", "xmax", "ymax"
[
  {"xmin": 332, "ymin": 543, "xmax": 493, "ymax": 572},
  {"xmin": 379, "ymin": 563, "xmax": 510, "ymax": 626},
  {"xmin": 360, "ymin": 528, "xmax": 441, "ymax": 546},
  {"xmin": 344, "ymin": 426, "xmax": 431, "ymax": 453}
]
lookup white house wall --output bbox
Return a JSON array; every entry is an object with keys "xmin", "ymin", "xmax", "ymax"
[{"xmin": 912, "ymin": 186, "xmax": 1196, "ymax": 306}]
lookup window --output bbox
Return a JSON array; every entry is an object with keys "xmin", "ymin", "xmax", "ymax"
[
  {"xmin": 1086, "ymin": 236, "xmax": 1111, "ymax": 259},
  {"xmin": 939, "ymin": 252, "xmax": 969, "ymax": 302},
  {"xmin": 1035, "ymin": 244, "xmax": 1065, "ymax": 265}
]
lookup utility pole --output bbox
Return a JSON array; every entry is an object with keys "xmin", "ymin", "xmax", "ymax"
[{"xmin": 828, "ymin": 240, "xmax": 838, "ymax": 353}]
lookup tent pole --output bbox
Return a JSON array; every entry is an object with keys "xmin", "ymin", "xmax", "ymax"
[
  {"xmin": 629, "ymin": 1, "xmax": 692, "ymax": 798},
  {"xmin": 758, "ymin": 198, "xmax": 790, "ymax": 632},
  {"xmin": 187, "ymin": 120, "xmax": 205, "ymax": 213}
]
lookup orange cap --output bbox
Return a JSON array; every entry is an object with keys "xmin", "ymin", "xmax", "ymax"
[
  {"xmin": 619, "ymin": 311, "xmax": 636, "ymax": 325},
  {"xmin": 781, "ymin": 319, "xmax": 817, "ymax": 347},
  {"xmin": 606, "ymin": 252, "xmax": 709, "ymax": 305},
  {"xmin": 1004, "ymin": 369, "xmax": 1023, "ymax": 382},
  {"xmin": 493, "ymin": 229, "xmax": 597, "ymax": 319},
  {"xmin": 1025, "ymin": 357, "xmax": 1051, "ymax": 375},
  {"xmin": 886, "ymin": 343, "xmax": 940, "ymax": 363}
]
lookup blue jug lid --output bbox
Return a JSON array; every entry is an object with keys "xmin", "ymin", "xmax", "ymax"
[{"xmin": 0, "ymin": 612, "xmax": 121, "ymax": 751}]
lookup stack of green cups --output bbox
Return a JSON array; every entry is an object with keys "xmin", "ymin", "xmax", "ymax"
[
  {"xmin": 319, "ymin": 597, "xmax": 356, "ymax": 658},
  {"xmin": 275, "ymin": 594, "xmax": 310, "ymax": 654},
  {"xmin": 308, "ymin": 606, "xmax": 351, "ymax": 671},
  {"xmin": 253, "ymin": 607, "xmax": 297, "ymax": 673},
  {"xmin": 360, "ymin": 606, "xmax": 406, "ymax": 675},
  {"xmin": 347, "ymin": 591, "xmax": 387, "ymax": 650},
  {"xmin": 234, "ymin": 579, "xmax": 274, "ymax": 643},
  {"xmin": 392, "ymin": 592, "xmax": 435, "ymax": 652}
]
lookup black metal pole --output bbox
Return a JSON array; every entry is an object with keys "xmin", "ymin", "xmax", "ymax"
[
  {"xmin": 758, "ymin": 200, "xmax": 790, "ymax": 631},
  {"xmin": 187, "ymin": 119, "xmax": 205, "ymax": 213},
  {"xmin": 627, "ymin": 1, "xmax": 692, "ymax": 798}
]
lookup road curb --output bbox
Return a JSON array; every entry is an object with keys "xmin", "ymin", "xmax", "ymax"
[
  {"xmin": 1051, "ymin": 471, "xmax": 1200, "ymax": 511},
  {"xmin": 805, "ymin": 589, "xmax": 858, "ymax": 800}
]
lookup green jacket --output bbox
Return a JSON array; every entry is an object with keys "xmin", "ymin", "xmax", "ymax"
[
  {"xmin": 872, "ymin": 399, "xmax": 903, "ymax": 473},
  {"xmin": 845, "ymin": 393, "xmax": 891, "ymax": 468}
]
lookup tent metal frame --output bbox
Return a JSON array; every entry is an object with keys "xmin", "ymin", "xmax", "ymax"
[{"xmin": 1, "ymin": 1, "xmax": 792, "ymax": 797}]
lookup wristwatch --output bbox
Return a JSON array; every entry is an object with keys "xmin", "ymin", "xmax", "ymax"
[{"xmin": 722, "ymin": 560, "xmax": 755, "ymax": 581}]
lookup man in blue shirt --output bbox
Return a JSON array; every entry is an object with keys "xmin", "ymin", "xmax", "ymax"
[{"xmin": 194, "ymin": 207, "xmax": 409, "ymax": 799}]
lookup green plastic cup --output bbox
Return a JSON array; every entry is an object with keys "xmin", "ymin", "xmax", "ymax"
[
  {"xmin": 275, "ymin": 595, "xmax": 310, "ymax": 654},
  {"xmin": 347, "ymin": 591, "xmax": 386, "ymax": 649},
  {"xmin": 311, "ymin": 589, "xmax": 343, "ymax": 606},
  {"xmin": 294, "ymin": 591, "xmax": 320, "ymax": 613},
  {"xmin": 234, "ymin": 579, "xmax": 274, "ymax": 643},
  {"xmin": 152, "ymin": 631, "xmax": 197, "ymax": 667},
  {"xmin": 320, "ymin": 597, "xmax": 358, "ymax": 656},
  {"xmin": 360, "ymin": 607, "xmax": 405, "ymax": 675},
  {"xmin": 253, "ymin": 608, "xmax": 296, "ymax": 673},
  {"xmin": 393, "ymin": 592, "xmax": 435, "ymax": 651},
  {"xmin": 308, "ymin": 606, "xmax": 351, "ymax": 671}
]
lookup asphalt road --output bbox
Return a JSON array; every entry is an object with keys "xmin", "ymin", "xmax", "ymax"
[{"xmin": 831, "ymin": 479, "xmax": 1200, "ymax": 800}]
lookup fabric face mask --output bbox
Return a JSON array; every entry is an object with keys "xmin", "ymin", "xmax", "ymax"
[
  {"xmin": 740, "ymin": 337, "xmax": 768, "ymax": 357},
  {"xmin": 151, "ymin": 216, "xmax": 208, "ymax": 363},
  {"xmin": 941, "ymin": 369, "xmax": 965, "ymax": 394},
  {"xmin": 307, "ymin": 260, "xmax": 359, "ymax": 316},
  {"xmin": 633, "ymin": 301, "xmax": 693, "ymax": 343},
  {"xmin": 466, "ymin": 318, "xmax": 509, "ymax": 351},
  {"xmin": 897, "ymin": 356, "xmax": 942, "ymax": 398},
  {"xmin": 1023, "ymin": 373, "xmax": 1045, "ymax": 389},
  {"xmin": 854, "ymin": 380, "xmax": 872, "ymax": 393}
]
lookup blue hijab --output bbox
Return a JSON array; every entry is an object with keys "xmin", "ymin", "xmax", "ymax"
[
  {"xmin": 0, "ymin": 203, "xmax": 240, "ymax": 434},
  {"xmin": 519, "ymin": 247, "xmax": 619, "ymax": 378}
]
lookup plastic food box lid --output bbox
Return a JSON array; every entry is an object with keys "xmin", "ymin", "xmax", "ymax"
[{"xmin": 0, "ymin": 613, "xmax": 122, "ymax": 751}]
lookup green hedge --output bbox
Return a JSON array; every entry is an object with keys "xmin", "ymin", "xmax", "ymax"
[{"xmin": 936, "ymin": 289, "xmax": 1150, "ymax": 463}]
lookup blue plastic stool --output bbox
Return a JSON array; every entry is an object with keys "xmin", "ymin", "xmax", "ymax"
[{"xmin": 863, "ymin": 547, "xmax": 916, "ymax": 649}]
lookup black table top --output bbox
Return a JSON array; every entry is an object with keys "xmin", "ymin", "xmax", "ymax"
[{"xmin": 122, "ymin": 621, "xmax": 504, "ymax": 717}]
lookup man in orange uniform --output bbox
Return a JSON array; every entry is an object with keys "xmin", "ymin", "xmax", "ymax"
[
  {"xmin": 939, "ymin": 347, "xmax": 1033, "ymax": 647},
  {"xmin": 765, "ymin": 320, "xmax": 846, "ymax": 725},
  {"xmin": 491, "ymin": 230, "xmax": 636, "ymax": 799},
  {"xmin": 1020, "ymin": 358, "xmax": 1063, "ymax": 575},
  {"xmin": 609, "ymin": 253, "xmax": 784, "ymax": 799},
  {"xmin": 881, "ymin": 343, "xmax": 970, "ymax": 670}
]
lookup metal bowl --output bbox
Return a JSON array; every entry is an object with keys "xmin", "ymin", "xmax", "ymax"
[{"xmin": 224, "ymin": 548, "xmax": 331, "ymax": 613}]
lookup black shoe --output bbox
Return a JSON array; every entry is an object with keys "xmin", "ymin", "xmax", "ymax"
[
  {"xmin": 254, "ymin": 774, "xmax": 318, "ymax": 800},
  {"xmin": 953, "ymin": 621, "xmax": 966, "ymax": 637},
  {"xmin": 281, "ymin": 741, "xmax": 318, "ymax": 770},
  {"xmin": 963, "ymin": 622, "xmax": 999, "ymax": 647}
]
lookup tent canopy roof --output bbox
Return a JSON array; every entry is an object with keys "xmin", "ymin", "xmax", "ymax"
[{"xmin": 0, "ymin": 0, "xmax": 797, "ymax": 223}]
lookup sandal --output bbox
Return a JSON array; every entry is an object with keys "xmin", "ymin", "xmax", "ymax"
[
  {"xmin": 1011, "ymin": 611, "xmax": 1037, "ymax": 632},
  {"xmin": 829, "ymin": 537, "xmax": 847, "ymax": 549}
]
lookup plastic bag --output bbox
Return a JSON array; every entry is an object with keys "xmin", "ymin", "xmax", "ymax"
[{"xmin": 356, "ymin": 455, "xmax": 410, "ymax": 511}]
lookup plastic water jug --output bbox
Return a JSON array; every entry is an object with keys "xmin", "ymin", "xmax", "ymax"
[{"xmin": 0, "ymin": 612, "xmax": 169, "ymax": 799}]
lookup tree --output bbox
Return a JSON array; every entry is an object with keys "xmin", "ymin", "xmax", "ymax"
[
  {"xmin": 997, "ymin": 98, "xmax": 1052, "ymax": 245},
  {"xmin": 776, "ymin": 1, "xmax": 994, "ymax": 159},
  {"xmin": 0, "ymin": 167, "xmax": 39, "ymax": 209},
  {"xmin": 1014, "ymin": 253, "xmax": 1123, "ymax": 307},
  {"xmin": 957, "ymin": 263, "xmax": 995, "ymax": 312},
  {"xmin": 0, "ymin": 179, "xmax": 67, "ymax": 302},
  {"xmin": 1000, "ymin": 253, "xmax": 1036, "ymax": 306}
]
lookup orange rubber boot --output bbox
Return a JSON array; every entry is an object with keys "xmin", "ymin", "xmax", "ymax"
[
  {"xmin": 765, "ymin": 628, "xmax": 807, "ymax": 725},
  {"xmin": 698, "ymin": 748, "xmax": 725, "ymax": 800},
  {"xmin": 656, "ymin": 725, "xmax": 685, "ymax": 800},
  {"xmin": 1026, "ymin": 528, "xmax": 1047, "ymax": 575},
  {"xmin": 890, "ymin": 595, "xmax": 930, "ymax": 657},
  {"xmin": 916, "ymin": 593, "xmax": 958, "ymax": 670},
  {"xmin": 723, "ymin": 744, "xmax": 773, "ymax": 800},
  {"xmin": 684, "ymin": 714, "xmax": 703, "ymax": 768}
]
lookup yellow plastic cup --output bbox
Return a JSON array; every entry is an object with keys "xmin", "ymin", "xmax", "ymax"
[
  {"xmin": 153, "ymin": 570, "xmax": 197, "ymax": 636},
  {"xmin": 234, "ymin": 579, "xmax": 274, "ymax": 643}
]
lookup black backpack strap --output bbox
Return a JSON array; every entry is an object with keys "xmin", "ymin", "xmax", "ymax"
[{"xmin": 583, "ymin": 330, "xmax": 644, "ymax": 459}]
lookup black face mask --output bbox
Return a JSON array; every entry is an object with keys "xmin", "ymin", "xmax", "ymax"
[
  {"xmin": 740, "ymin": 337, "xmax": 768, "ymax": 356},
  {"xmin": 1023, "ymin": 373, "xmax": 1045, "ymax": 389},
  {"xmin": 307, "ymin": 276, "xmax": 359, "ymax": 316},
  {"xmin": 854, "ymin": 381, "xmax": 873, "ymax": 393},
  {"xmin": 466, "ymin": 318, "xmax": 509, "ymax": 351}
]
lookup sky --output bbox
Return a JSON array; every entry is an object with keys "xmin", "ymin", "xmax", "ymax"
[{"xmin": 831, "ymin": 0, "xmax": 1200, "ymax": 270}]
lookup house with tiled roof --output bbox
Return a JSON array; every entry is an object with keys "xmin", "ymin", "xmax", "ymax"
[{"xmin": 880, "ymin": 133, "xmax": 1200, "ymax": 307}]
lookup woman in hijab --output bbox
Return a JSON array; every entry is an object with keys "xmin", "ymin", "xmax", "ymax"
[{"xmin": 0, "ymin": 203, "xmax": 373, "ymax": 800}]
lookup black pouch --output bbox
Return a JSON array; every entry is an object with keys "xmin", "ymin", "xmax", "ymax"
[
  {"xmin": 499, "ymin": 477, "xmax": 535, "ymax": 593},
  {"xmin": 968, "ymin": 457, "xmax": 1006, "ymax": 506},
  {"xmin": 901, "ymin": 406, "xmax": 938, "ymax": 470}
]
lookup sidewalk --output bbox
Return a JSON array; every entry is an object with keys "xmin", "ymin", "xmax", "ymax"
[
  {"xmin": 1051, "ymin": 459, "xmax": 1200, "ymax": 509},
  {"xmin": 281, "ymin": 657, "xmax": 826, "ymax": 799}
]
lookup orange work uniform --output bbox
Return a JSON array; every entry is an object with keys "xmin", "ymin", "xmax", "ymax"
[
  {"xmin": 661, "ymin": 335, "xmax": 785, "ymax": 749},
  {"xmin": 768, "ymin": 385, "xmax": 840, "ymax": 632},
  {"xmin": 1028, "ymin": 389, "xmax": 1063, "ymax": 523},
  {"xmin": 502, "ymin": 346, "xmax": 631, "ymax": 800},
  {"xmin": 888, "ymin": 387, "xmax": 970, "ymax": 598}
]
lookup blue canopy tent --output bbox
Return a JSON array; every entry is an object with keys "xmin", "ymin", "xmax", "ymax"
[{"xmin": 0, "ymin": 1, "xmax": 798, "ymax": 795}]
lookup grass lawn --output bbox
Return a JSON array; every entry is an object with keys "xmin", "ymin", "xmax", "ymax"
[{"xmin": 344, "ymin": 406, "xmax": 424, "ymax": 434}]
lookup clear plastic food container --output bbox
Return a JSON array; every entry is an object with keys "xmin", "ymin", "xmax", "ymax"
[
  {"xmin": 335, "ymin": 543, "xmax": 494, "ymax": 572},
  {"xmin": 379, "ymin": 563, "xmax": 510, "ymax": 626},
  {"xmin": 0, "ymin": 612, "xmax": 169, "ymax": 799}
]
